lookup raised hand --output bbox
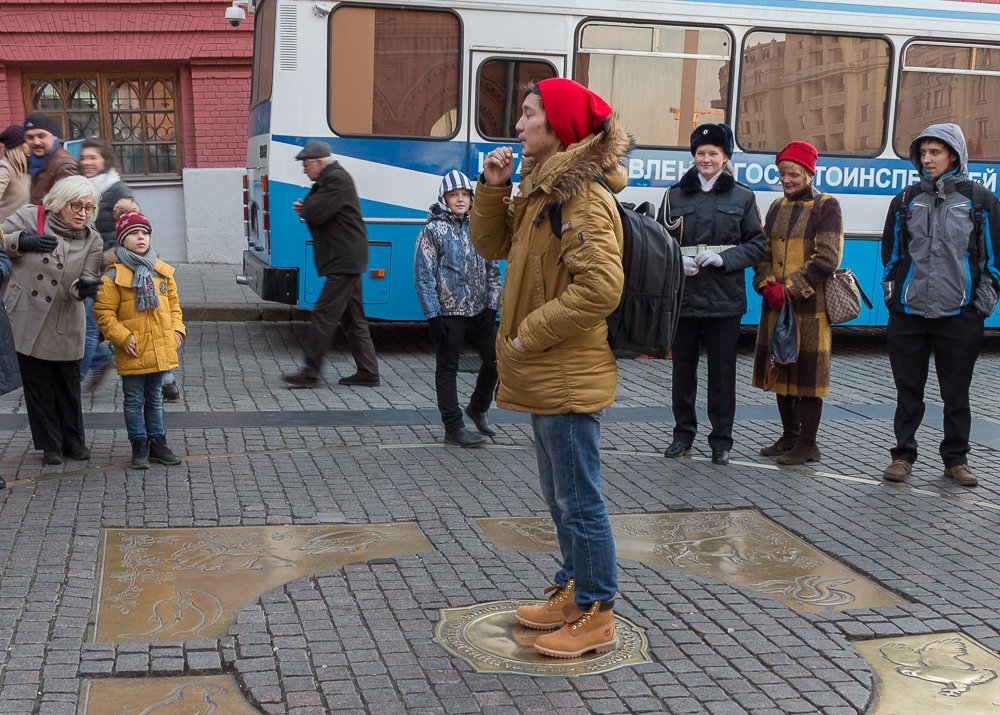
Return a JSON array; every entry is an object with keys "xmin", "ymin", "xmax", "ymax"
[{"xmin": 483, "ymin": 146, "xmax": 514, "ymax": 187}]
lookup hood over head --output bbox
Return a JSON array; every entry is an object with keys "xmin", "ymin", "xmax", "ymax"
[{"xmin": 909, "ymin": 123, "xmax": 968, "ymax": 177}]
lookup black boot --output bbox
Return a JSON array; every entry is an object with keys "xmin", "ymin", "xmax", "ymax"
[
  {"xmin": 464, "ymin": 405, "xmax": 497, "ymax": 437},
  {"xmin": 777, "ymin": 398, "xmax": 822, "ymax": 465},
  {"xmin": 444, "ymin": 427, "xmax": 485, "ymax": 448},
  {"xmin": 131, "ymin": 439, "xmax": 150, "ymax": 470},
  {"xmin": 148, "ymin": 435, "xmax": 182, "ymax": 466},
  {"xmin": 761, "ymin": 395, "xmax": 799, "ymax": 456}
]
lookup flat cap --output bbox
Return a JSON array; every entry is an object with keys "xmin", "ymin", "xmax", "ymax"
[{"xmin": 295, "ymin": 141, "xmax": 332, "ymax": 160}]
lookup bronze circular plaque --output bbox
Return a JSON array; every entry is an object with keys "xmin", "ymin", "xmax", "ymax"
[{"xmin": 432, "ymin": 599, "xmax": 649, "ymax": 676}]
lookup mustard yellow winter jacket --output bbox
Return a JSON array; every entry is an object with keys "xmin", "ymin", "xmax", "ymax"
[
  {"xmin": 93, "ymin": 255, "xmax": 185, "ymax": 375},
  {"xmin": 470, "ymin": 114, "xmax": 632, "ymax": 414}
]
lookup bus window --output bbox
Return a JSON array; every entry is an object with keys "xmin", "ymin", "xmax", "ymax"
[
  {"xmin": 328, "ymin": 7, "xmax": 460, "ymax": 138},
  {"xmin": 738, "ymin": 32, "xmax": 890, "ymax": 155},
  {"xmin": 251, "ymin": 0, "xmax": 275, "ymax": 107},
  {"xmin": 895, "ymin": 43, "xmax": 1000, "ymax": 161},
  {"xmin": 576, "ymin": 23, "xmax": 731, "ymax": 147},
  {"xmin": 477, "ymin": 59, "xmax": 557, "ymax": 140}
]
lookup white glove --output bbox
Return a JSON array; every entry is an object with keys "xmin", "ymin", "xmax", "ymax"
[
  {"xmin": 682, "ymin": 256, "xmax": 700, "ymax": 276},
  {"xmin": 694, "ymin": 250, "xmax": 724, "ymax": 268}
]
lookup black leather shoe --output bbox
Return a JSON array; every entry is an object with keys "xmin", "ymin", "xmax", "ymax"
[
  {"xmin": 42, "ymin": 450, "xmax": 63, "ymax": 466},
  {"xmin": 464, "ymin": 406, "xmax": 497, "ymax": 437},
  {"xmin": 338, "ymin": 372, "xmax": 380, "ymax": 387},
  {"xmin": 282, "ymin": 371, "xmax": 319, "ymax": 387},
  {"xmin": 663, "ymin": 441, "xmax": 692, "ymax": 458},
  {"xmin": 64, "ymin": 446, "xmax": 91, "ymax": 461},
  {"xmin": 711, "ymin": 449, "xmax": 731, "ymax": 465},
  {"xmin": 444, "ymin": 428, "xmax": 485, "ymax": 448}
]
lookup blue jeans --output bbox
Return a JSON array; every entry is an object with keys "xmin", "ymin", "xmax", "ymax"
[
  {"xmin": 80, "ymin": 297, "xmax": 112, "ymax": 382},
  {"xmin": 122, "ymin": 372, "xmax": 165, "ymax": 441},
  {"xmin": 531, "ymin": 410, "xmax": 617, "ymax": 607}
]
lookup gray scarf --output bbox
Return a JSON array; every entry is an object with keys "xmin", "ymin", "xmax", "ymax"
[{"xmin": 117, "ymin": 246, "xmax": 160, "ymax": 312}]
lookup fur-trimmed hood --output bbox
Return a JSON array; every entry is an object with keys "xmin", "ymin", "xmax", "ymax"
[{"xmin": 519, "ymin": 113, "xmax": 634, "ymax": 206}]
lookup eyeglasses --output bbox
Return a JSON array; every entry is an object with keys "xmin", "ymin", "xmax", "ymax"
[{"xmin": 68, "ymin": 202, "xmax": 97, "ymax": 213}]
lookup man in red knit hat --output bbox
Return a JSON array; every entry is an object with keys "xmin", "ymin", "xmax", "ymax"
[{"xmin": 470, "ymin": 78, "xmax": 634, "ymax": 658}]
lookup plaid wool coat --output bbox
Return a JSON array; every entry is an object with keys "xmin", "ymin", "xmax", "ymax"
[{"xmin": 751, "ymin": 187, "xmax": 843, "ymax": 397}]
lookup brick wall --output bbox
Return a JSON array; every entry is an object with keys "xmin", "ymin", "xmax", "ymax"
[{"xmin": 0, "ymin": 0, "xmax": 253, "ymax": 170}]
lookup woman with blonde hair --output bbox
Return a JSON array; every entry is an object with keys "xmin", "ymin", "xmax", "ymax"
[
  {"xmin": 2, "ymin": 175, "xmax": 104, "ymax": 465},
  {"xmin": 0, "ymin": 125, "xmax": 31, "ymax": 223},
  {"xmin": 751, "ymin": 141, "xmax": 843, "ymax": 465}
]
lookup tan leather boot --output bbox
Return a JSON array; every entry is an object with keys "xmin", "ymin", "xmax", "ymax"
[
  {"xmin": 515, "ymin": 580, "xmax": 575, "ymax": 630},
  {"xmin": 533, "ymin": 601, "xmax": 617, "ymax": 658}
]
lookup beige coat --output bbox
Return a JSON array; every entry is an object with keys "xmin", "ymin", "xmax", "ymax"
[
  {"xmin": 0, "ymin": 158, "xmax": 30, "ymax": 223},
  {"xmin": 1, "ymin": 204, "xmax": 102, "ymax": 361},
  {"xmin": 470, "ymin": 114, "xmax": 632, "ymax": 414}
]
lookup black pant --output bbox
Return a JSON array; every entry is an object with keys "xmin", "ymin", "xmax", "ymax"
[
  {"xmin": 17, "ymin": 352, "xmax": 86, "ymax": 453},
  {"xmin": 887, "ymin": 309, "xmax": 984, "ymax": 467},
  {"xmin": 302, "ymin": 274, "xmax": 379, "ymax": 379},
  {"xmin": 432, "ymin": 314, "xmax": 497, "ymax": 430},
  {"xmin": 670, "ymin": 316, "xmax": 741, "ymax": 451}
]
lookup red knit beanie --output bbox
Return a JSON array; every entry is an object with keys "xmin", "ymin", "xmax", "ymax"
[
  {"xmin": 113, "ymin": 198, "xmax": 153, "ymax": 243},
  {"xmin": 775, "ymin": 141, "xmax": 818, "ymax": 175},
  {"xmin": 536, "ymin": 78, "xmax": 612, "ymax": 148}
]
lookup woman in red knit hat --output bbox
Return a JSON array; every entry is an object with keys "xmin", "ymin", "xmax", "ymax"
[{"xmin": 751, "ymin": 141, "xmax": 843, "ymax": 465}]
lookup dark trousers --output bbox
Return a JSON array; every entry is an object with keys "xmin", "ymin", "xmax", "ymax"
[
  {"xmin": 887, "ymin": 309, "xmax": 984, "ymax": 467},
  {"xmin": 302, "ymin": 274, "xmax": 379, "ymax": 379},
  {"xmin": 670, "ymin": 316, "xmax": 741, "ymax": 451},
  {"xmin": 432, "ymin": 314, "xmax": 497, "ymax": 430},
  {"xmin": 17, "ymin": 352, "xmax": 85, "ymax": 453}
]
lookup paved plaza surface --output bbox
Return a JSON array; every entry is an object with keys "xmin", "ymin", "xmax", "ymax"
[{"xmin": 0, "ymin": 264, "xmax": 999, "ymax": 713}]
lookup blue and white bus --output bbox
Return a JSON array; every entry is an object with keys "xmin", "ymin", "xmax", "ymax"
[{"xmin": 238, "ymin": 0, "xmax": 1000, "ymax": 327}]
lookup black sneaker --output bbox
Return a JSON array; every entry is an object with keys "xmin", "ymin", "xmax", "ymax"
[
  {"xmin": 148, "ymin": 435, "xmax": 182, "ymax": 466},
  {"xmin": 338, "ymin": 372, "xmax": 380, "ymax": 387}
]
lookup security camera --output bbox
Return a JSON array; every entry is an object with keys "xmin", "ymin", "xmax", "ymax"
[{"xmin": 225, "ymin": 4, "xmax": 247, "ymax": 27}]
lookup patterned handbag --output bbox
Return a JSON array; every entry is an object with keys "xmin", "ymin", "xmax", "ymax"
[{"xmin": 825, "ymin": 268, "xmax": 872, "ymax": 324}]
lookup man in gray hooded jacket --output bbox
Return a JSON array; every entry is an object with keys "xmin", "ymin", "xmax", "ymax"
[{"xmin": 880, "ymin": 123, "xmax": 1000, "ymax": 487}]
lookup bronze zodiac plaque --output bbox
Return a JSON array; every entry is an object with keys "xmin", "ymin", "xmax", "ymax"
[
  {"xmin": 479, "ymin": 510, "xmax": 905, "ymax": 613},
  {"xmin": 94, "ymin": 523, "xmax": 430, "ymax": 642},
  {"xmin": 80, "ymin": 675, "xmax": 257, "ymax": 714},
  {"xmin": 432, "ymin": 600, "xmax": 649, "ymax": 676},
  {"xmin": 855, "ymin": 632, "xmax": 1000, "ymax": 712}
]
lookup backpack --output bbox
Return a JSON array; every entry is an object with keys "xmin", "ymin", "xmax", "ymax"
[{"xmin": 545, "ymin": 178, "xmax": 683, "ymax": 358}]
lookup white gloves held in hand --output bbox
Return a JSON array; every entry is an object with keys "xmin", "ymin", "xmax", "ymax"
[
  {"xmin": 694, "ymin": 250, "xmax": 724, "ymax": 268},
  {"xmin": 682, "ymin": 256, "xmax": 699, "ymax": 276}
]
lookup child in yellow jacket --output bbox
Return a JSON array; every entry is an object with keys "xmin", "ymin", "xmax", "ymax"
[{"xmin": 94, "ymin": 199, "xmax": 185, "ymax": 469}]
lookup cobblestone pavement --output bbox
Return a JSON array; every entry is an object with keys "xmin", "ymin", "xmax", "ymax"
[{"xmin": 0, "ymin": 309, "xmax": 998, "ymax": 713}]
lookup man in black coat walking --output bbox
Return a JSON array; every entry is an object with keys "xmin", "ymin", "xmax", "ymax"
[{"xmin": 282, "ymin": 141, "xmax": 380, "ymax": 387}]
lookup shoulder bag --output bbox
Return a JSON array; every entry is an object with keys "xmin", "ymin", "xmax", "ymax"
[
  {"xmin": 825, "ymin": 268, "xmax": 872, "ymax": 324},
  {"xmin": 763, "ymin": 289, "xmax": 798, "ymax": 391}
]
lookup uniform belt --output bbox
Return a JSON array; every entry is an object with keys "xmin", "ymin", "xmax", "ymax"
[{"xmin": 679, "ymin": 244, "xmax": 737, "ymax": 257}]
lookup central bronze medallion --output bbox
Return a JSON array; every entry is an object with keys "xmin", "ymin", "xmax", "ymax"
[
  {"xmin": 480, "ymin": 510, "xmax": 905, "ymax": 613},
  {"xmin": 94, "ymin": 523, "xmax": 430, "ymax": 642},
  {"xmin": 433, "ymin": 600, "xmax": 649, "ymax": 676}
]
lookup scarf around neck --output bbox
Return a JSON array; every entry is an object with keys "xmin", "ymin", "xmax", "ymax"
[
  {"xmin": 88, "ymin": 169, "xmax": 121, "ymax": 195},
  {"xmin": 29, "ymin": 138, "xmax": 60, "ymax": 180},
  {"xmin": 118, "ymin": 246, "xmax": 160, "ymax": 312}
]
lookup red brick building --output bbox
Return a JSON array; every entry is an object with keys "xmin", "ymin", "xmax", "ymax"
[{"xmin": 0, "ymin": 0, "xmax": 255, "ymax": 261}]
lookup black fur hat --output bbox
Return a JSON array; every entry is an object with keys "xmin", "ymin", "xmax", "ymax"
[{"xmin": 690, "ymin": 123, "xmax": 734, "ymax": 158}]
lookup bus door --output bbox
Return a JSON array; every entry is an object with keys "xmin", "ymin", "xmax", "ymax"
[{"xmin": 466, "ymin": 53, "xmax": 564, "ymax": 177}]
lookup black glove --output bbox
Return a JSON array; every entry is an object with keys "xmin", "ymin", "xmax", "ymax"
[
  {"xmin": 77, "ymin": 277, "xmax": 102, "ymax": 300},
  {"xmin": 18, "ymin": 234, "xmax": 58, "ymax": 253},
  {"xmin": 428, "ymin": 316, "xmax": 447, "ymax": 343}
]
